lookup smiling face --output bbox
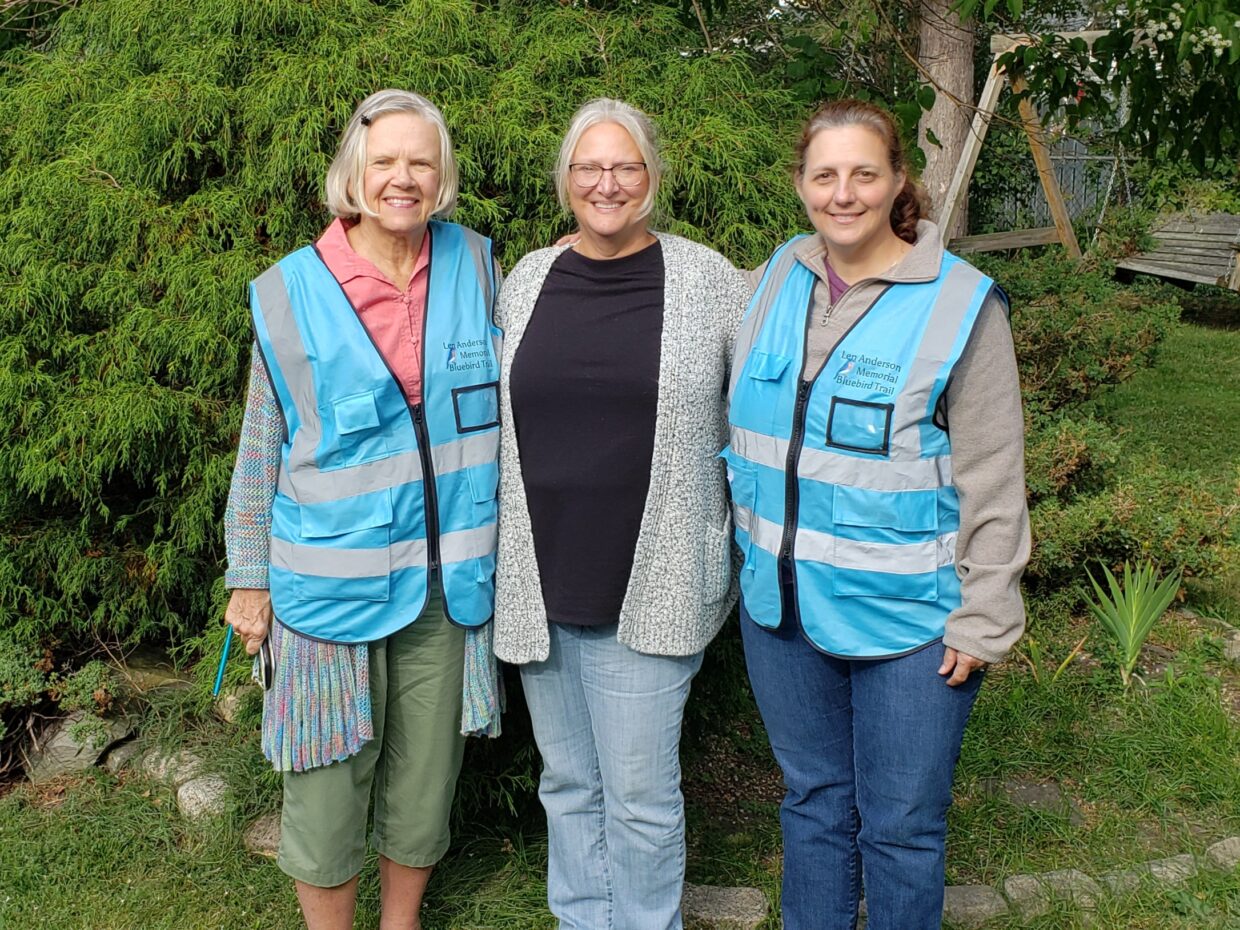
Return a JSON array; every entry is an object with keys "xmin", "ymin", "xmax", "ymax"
[
  {"xmin": 567, "ymin": 121, "xmax": 652, "ymax": 258},
  {"xmin": 354, "ymin": 112, "xmax": 441, "ymax": 241},
  {"xmin": 796, "ymin": 124, "xmax": 906, "ymax": 261}
]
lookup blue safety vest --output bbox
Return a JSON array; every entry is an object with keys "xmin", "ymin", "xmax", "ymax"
[
  {"xmin": 725, "ymin": 235, "xmax": 999, "ymax": 657},
  {"xmin": 250, "ymin": 221, "xmax": 501, "ymax": 644}
]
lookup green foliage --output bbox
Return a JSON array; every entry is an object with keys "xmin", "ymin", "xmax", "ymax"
[
  {"xmin": 971, "ymin": 250, "xmax": 1236, "ymax": 594},
  {"xmin": 0, "ymin": 0, "xmax": 801, "ymax": 670},
  {"xmin": 975, "ymin": 249, "xmax": 1181, "ymax": 420},
  {"xmin": 1127, "ymin": 156, "xmax": 1240, "ymax": 215},
  {"xmin": 1086, "ymin": 560, "xmax": 1183, "ymax": 688},
  {"xmin": 982, "ymin": 2, "xmax": 1240, "ymax": 167}
]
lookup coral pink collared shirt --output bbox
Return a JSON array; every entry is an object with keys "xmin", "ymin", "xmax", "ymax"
[{"xmin": 316, "ymin": 217, "xmax": 431, "ymax": 406}]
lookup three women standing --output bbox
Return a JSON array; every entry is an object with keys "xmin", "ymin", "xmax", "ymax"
[
  {"xmin": 492, "ymin": 99, "xmax": 749, "ymax": 930},
  {"xmin": 727, "ymin": 100, "xmax": 1029, "ymax": 929},
  {"xmin": 225, "ymin": 87, "xmax": 1026, "ymax": 930}
]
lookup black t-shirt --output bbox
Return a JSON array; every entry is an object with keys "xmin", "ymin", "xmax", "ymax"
[{"xmin": 510, "ymin": 241, "xmax": 664, "ymax": 625}]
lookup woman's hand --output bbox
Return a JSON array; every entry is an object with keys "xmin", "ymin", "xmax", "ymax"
[
  {"xmin": 225, "ymin": 588, "xmax": 272, "ymax": 655},
  {"xmin": 938, "ymin": 647, "xmax": 986, "ymax": 686}
]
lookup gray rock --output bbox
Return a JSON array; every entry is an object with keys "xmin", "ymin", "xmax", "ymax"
[
  {"xmin": 110, "ymin": 647, "xmax": 193, "ymax": 694},
  {"xmin": 176, "ymin": 774, "xmax": 229, "ymax": 821},
  {"xmin": 1146, "ymin": 854, "xmax": 1196, "ymax": 886},
  {"xmin": 1039, "ymin": 869, "xmax": 1102, "ymax": 909},
  {"xmin": 1099, "ymin": 866, "xmax": 1147, "ymax": 895},
  {"xmin": 243, "ymin": 812, "xmax": 281, "ymax": 859},
  {"xmin": 141, "ymin": 748, "xmax": 204, "ymax": 787},
  {"xmin": 102, "ymin": 739, "xmax": 142, "ymax": 774},
  {"xmin": 214, "ymin": 684, "xmax": 259, "ymax": 724},
  {"xmin": 22, "ymin": 711, "xmax": 134, "ymax": 783},
  {"xmin": 1002, "ymin": 874, "xmax": 1051, "ymax": 920},
  {"xmin": 1224, "ymin": 631, "xmax": 1240, "ymax": 663},
  {"xmin": 1205, "ymin": 836, "xmax": 1240, "ymax": 872},
  {"xmin": 985, "ymin": 777, "xmax": 1085, "ymax": 826},
  {"xmin": 682, "ymin": 883, "xmax": 768, "ymax": 929},
  {"xmin": 942, "ymin": 884, "xmax": 1008, "ymax": 928}
]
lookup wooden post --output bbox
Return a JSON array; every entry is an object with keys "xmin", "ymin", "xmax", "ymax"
[
  {"xmin": 1011, "ymin": 75, "xmax": 1082, "ymax": 259},
  {"xmin": 939, "ymin": 57, "xmax": 1007, "ymax": 247}
]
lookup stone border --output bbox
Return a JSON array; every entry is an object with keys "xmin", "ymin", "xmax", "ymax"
[{"xmin": 921, "ymin": 837, "xmax": 1240, "ymax": 928}]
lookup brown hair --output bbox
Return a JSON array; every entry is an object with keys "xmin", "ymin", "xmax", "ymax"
[{"xmin": 793, "ymin": 99, "xmax": 929, "ymax": 245}]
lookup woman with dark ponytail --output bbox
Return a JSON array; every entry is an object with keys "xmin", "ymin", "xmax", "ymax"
[{"xmin": 725, "ymin": 99, "xmax": 1029, "ymax": 929}]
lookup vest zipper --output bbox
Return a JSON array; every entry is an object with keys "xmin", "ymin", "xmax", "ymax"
[
  {"xmin": 416, "ymin": 230, "xmax": 440, "ymax": 573},
  {"xmin": 776, "ymin": 277, "xmax": 893, "ymax": 623},
  {"xmin": 412, "ymin": 402, "xmax": 440, "ymax": 571},
  {"xmin": 779, "ymin": 378, "xmax": 812, "ymax": 563}
]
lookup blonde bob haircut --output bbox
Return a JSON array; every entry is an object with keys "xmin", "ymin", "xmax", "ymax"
[
  {"xmin": 324, "ymin": 89, "xmax": 459, "ymax": 220},
  {"xmin": 554, "ymin": 98, "xmax": 663, "ymax": 220}
]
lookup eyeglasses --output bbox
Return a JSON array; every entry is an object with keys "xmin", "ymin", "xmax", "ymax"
[{"xmin": 568, "ymin": 162, "xmax": 648, "ymax": 188}]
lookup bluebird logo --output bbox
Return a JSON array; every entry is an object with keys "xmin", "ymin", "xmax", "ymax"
[
  {"xmin": 446, "ymin": 343, "xmax": 457, "ymax": 364},
  {"xmin": 836, "ymin": 359, "xmax": 855, "ymax": 379}
]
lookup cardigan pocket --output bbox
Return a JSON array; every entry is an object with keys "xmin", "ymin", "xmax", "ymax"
[{"xmin": 701, "ymin": 514, "xmax": 733, "ymax": 604}]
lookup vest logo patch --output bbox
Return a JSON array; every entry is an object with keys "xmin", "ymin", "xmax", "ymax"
[
  {"xmin": 443, "ymin": 338, "xmax": 494, "ymax": 373},
  {"xmin": 834, "ymin": 352, "xmax": 903, "ymax": 397}
]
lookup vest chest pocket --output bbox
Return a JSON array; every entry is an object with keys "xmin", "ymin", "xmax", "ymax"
[
  {"xmin": 830, "ymin": 485, "xmax": 940, "ymax": 601},
  {"xmin": 330, "ymin": 390, "xmax": 389, "ymax": 464},
  {"xmin": 826, "ymin": 397, "xmax": 893, "ymax": 455},
  {"xmin": 453, "ymin": 382, "xmax": 500, "ymax": 433}
]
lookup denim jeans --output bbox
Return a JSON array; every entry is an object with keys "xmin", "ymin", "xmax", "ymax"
[
  {"xmin": 519, "ymin": 622, "xmax": 704, "ymax": 930},
  {"xmin": 740, "ymin": 601, "xmax": 983, "ymax": 930}
]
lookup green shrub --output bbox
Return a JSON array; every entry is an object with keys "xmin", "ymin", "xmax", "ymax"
[
  {"xmin": 1024, "ymin": 414, "xmax": 1120, "ymax": 504},
  {"xmin": 0, "ymin": 0, "xmax": 800, "ymax": 664},
  {"xmin": 1027, "ymin": 463, "xmax": 1232, "ymax": 589},
  {"xmin": 975, "ymin": 250, "xmax": 1181, "ymax": 419}
]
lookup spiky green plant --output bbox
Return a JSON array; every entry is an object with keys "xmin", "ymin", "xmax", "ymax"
[{"xmin": 1086, "ymin": 560, "xmax": 1182, "ymax": 688}]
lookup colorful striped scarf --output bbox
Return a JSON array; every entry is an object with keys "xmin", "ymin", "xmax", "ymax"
[{"xmin": 259, "ymin": 621, "xmax": 501, "ymax": 773}]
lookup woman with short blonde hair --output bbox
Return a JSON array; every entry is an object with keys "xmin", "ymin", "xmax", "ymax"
[{"xmin": 224, "ymin": 88, "xmax": 501, "ymax": 930}]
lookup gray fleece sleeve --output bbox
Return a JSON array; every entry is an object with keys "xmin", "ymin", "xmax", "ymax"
[{"xmin": 940, "ymin": 294, "xmax": 1031, "ymax": 664}]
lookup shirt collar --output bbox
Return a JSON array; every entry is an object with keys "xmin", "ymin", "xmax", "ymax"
[{"xmin": 315, "ymin": 217, "xmax": 431, "ymax": 290}]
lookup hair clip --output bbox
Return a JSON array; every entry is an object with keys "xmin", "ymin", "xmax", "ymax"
[{"xmin": 360, "ymin": 114, "xmax": 372, "ymax": 126}]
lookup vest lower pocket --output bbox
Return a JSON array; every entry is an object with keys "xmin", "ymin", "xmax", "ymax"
[
  {"xmin": 830, "ymin": 484, "xmax": 941, "ymax": 602},
  {"xmin": 288, "ymin": 493, "xmax": 395, "ymax": 602},
  {"xmin": 294, "ymin": 569, "xmax": 391, "ymax": 602}
]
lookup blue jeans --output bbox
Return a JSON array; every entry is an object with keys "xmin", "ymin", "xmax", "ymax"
[
  {"xmin": 740, "ymin": 601, "xmax": 983, "ymax": 930},
  {"xmin": 520, "ymin": 622, "xmax": 703, "ymax": 930}
]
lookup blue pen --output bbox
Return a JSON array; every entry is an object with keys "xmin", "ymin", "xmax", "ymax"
[{"xmin": 212, "ymin": 625, "xmax": 233, "ymax": 697}]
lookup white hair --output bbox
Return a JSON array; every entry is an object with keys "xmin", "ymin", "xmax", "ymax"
[
  {"xmin": 554, "ymin": 98, "xmax": 663, "ymax": 219},
  {"xmin": 324, "ymin": 89, "xmax": 459, "ymax": 220}
]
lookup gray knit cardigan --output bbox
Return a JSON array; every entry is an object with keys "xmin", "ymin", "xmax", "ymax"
[{"xmin": 492, "ymin": 233, "xmax": 750, "ymax": 664}]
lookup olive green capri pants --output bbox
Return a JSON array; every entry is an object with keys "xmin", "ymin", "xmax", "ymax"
[{"xmin": 277, "ymin": 587, "xmax": 467, "ymax": 888}]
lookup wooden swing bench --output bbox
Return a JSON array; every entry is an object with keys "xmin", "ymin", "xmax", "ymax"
[{"xmin": 1115, "ymin": 213, "xmax": 1240, "ymax": 291}]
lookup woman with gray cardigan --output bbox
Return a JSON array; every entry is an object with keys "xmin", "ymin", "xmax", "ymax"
[{"xmin": 492, "ymin": 98, "xmax": 749, "ymax": 930}]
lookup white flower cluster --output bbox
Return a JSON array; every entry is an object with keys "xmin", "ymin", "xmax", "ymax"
[
  {"xmin": 1190, "ymin": 24, "xmax": 1232, "ymax": 56},
  {"xmin": 1144, "ymin": 2, "xmax": 1183, "ymax": 41},
  {"xmin": 1136, "ymin": 3, "xmax": 1235, "ymax": 57}
]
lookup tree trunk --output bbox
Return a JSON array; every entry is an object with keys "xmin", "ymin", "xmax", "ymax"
[{"xmin": 917, "ymin": 0, "xmax": 974, "ymax": 240}]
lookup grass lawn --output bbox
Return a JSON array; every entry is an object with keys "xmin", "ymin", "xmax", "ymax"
[
  {"xmin": 1087, "ymin": 309, "xmax": 1240, "ymax": 490},
  {"xmin": 3, "ymin": 311, "xmax": 1239, "ymax": 930}
]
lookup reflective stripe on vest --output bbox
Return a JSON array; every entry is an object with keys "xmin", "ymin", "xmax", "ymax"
[
  {"xmin": 726, "ymin": 237, "xmax": 997, "ymax": 657},
  {"xmin": 251, "ymin": 221, "xmax": 500, "ymax": 643}
]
